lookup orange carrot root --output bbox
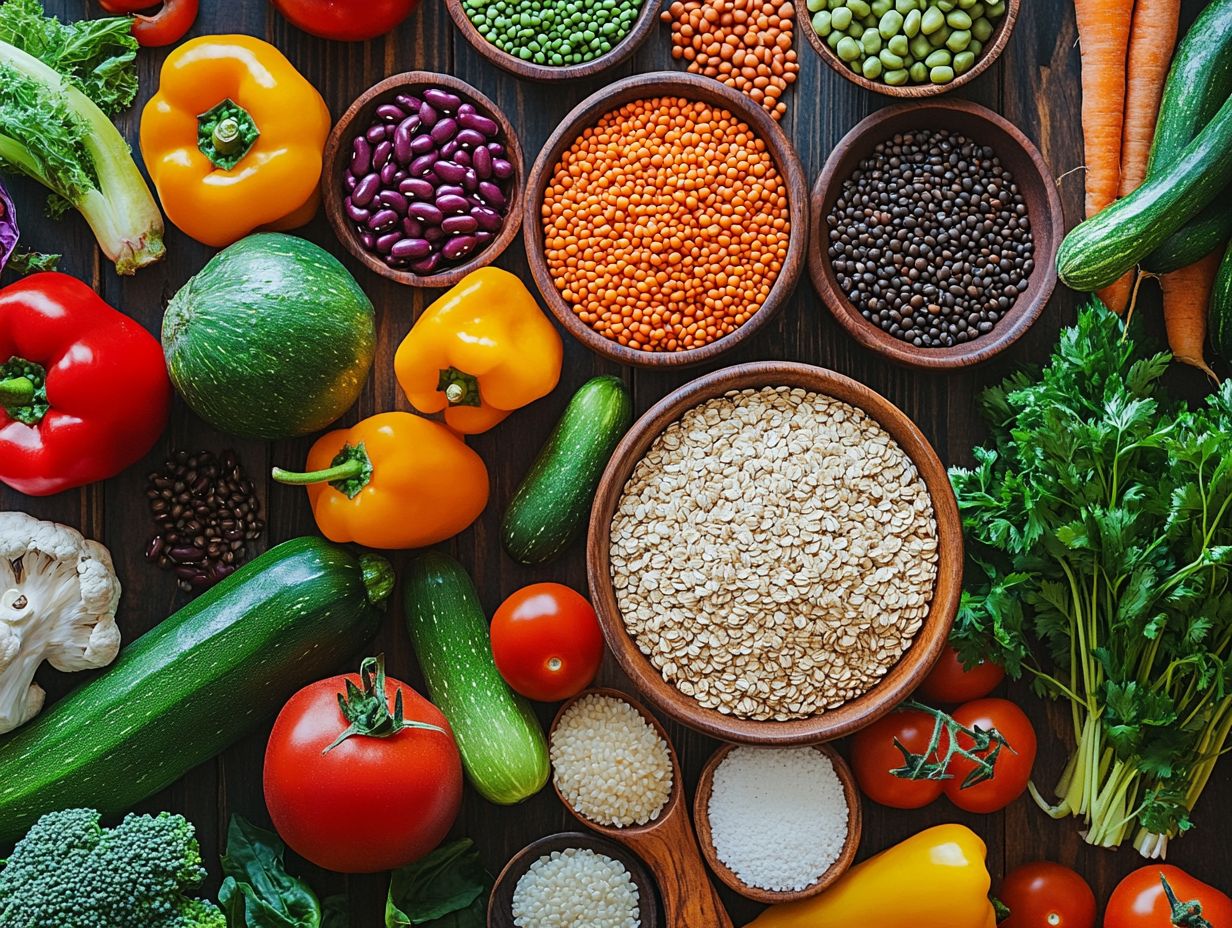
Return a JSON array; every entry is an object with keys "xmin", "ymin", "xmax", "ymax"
[
  {"xmin": 1074, "ymin": 0, "xmax": 1134, "ymax": 219},
  {"xmin": 1161, "ymin": 251, "xmax": 1222, "ymax": 380},
  {"xmin": 1119, "ymin": 0, "xmax": 1181, "ymax": 195},
  {"xmin": 1099, "ymin": 271, "xmax": 1137, "ymax": 315}
]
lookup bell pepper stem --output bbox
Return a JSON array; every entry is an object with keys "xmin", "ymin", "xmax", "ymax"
[
  {"xmin": 272, "ymin": 460, "xmax": 366, "ymax": 486},
  {"xmin": 212, "ymin": 117, "xmax": 243, "ymax": 155},
  {"xmin": 0, "ymin": 377, "xmax": 33, "ymax": 407}
]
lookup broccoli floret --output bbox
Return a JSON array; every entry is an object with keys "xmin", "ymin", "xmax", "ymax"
[{"xmin": 0, "ymin": 808, "xmax": 226, "ymax": 927}]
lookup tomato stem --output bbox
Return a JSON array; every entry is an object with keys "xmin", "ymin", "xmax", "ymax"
[{"xmin": 323, "ymin": 655, "xmax": 446, "ymax": 754}]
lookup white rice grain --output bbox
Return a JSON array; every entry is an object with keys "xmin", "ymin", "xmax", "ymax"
[{"xmin": 512, "ymin": 848, "xmax": 640, "ymax": 928}]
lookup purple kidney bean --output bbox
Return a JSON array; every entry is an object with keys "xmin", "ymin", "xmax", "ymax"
[
  {"xmin": 487, "ymin": 141, "xmax": 505, "ymax": 156},
  {"xmin": 459, "ymin": 112, "xmax": 499, "ymax": 137},
  {"xmin": 402, "ymin": 217, "xmax": 423, "ymax": 237},
  {"xmin": 475, "ymin": 230, "xmax": 494, "ymax": 244},
  {"xmin": 435, "ymin": 193, "xmax": 469, "ymax": 214},
  {"xmin": 400, "ymin": 178, "xmax": 435, "ymax": 200},
  {"xmin": 418, "ymin": 101, "xmax": 438, "ymax": 127},
  {"xmin": 491, "ymin": 159, "xmax": 514, "ymax": 180},
  {"xmin": 477, "ymin": 180, "xmax": 505, "ymax": 208},
  {"xmin": 376, "ymin": 103, "xmax": 406, "ymax": 122},
  {"xmin": 359, "ymin": 231, "xmax": 377, "ymax": 249},
  {"xmin": 410, "ymin": 254, "xmax": 441, "ymax": 274},
  {"xmin": 455, "ymin": 128, "xmax": 486, "ymax": 149},
  {"xmin": 378, "ymin": 190, "xmax": 408, "ymax": 214},
  {"xmin": 459, "ymin": 102, "xmax": 476, "ymax": 117},
  {"xmin": 472, "ymin": 146, "xmax": 492, "ymax": 179},
  {"xmin": 423, "ymin": 88, "xmax": 462, "ymax": 111},
  {"xmin": 439, "ymin": 139, "xmax": 460, "ymax": 160},
  {"xmin": 424, "ymin": 225, "xmax": 445, "ymax": 244},
  {"xmin": 436, "ymin": 184, "xmax": 465, "ymax": 199},
  {"xmin": 395, "ymin": 94, "xmax": 421, "ymax": 111},
  {"xmin": 351, "ymin": 137, "xmax": 373, "ymax": 176},
  {"xmin": 368, "ymin": 209, "xmax": 399, "ymax": 232},
  {"xmin": 373, "ymin": 140, "xmax": 394, "ymax": 170},
  {"xmin": 409, "ymin": 202, "xmax": 444, "ymax": 225},
  {"xmin": 391, "ymin": 237, "xmax": 432, "ymax": 259},
  {"xmin": 461, "ymin": 168, "xmax": 479, "ymax": 193},
  {"xmin": 442, "ymin": 214, "xmax": 479, "ymax": 234},
  {"xmin": 344, "ymin": 198, "xmax": 372, "ymax": 223},
  {"xmin": 380, "ymin": 161, "xmax": 400, "ymax": 185},
  {"xmin": 344, "ymin": 173, "xmax": 359, "ymax": 191},
  {"xmin": 366, "ymin": 123, "xmax": 388, "ymax": 144},
  {"xmin": 430, "ymin": 118, "xmax": 458, "ymax": 145},
  {"xmin": 352, "ymin": 173, "xmax": 381, "ymax": 207},
  {"xmin": 443, "ymin": 235, "xmax": 477, "ymax": 261},
  {"xmin": 409, "ymin": 133, "xmax": 435, "ymax": 157},
  {"xmin": 409, "ymin": 153, "xmax": 437, "ymax": 177},
  {"xmin": 393, "ymin": 119, "xmax": 417, "ymax": 164},
  {"xmin": 471, "ymin": 205, "xmax": 503, "ymax": 232},
  {"xmin": 376, "ymin": 232, "xmax": 402, "ymax": 255},
  {"xmin": 434, "ymin": 160, "xmax": 466, "ymax": 184},
  {"xmin": 454, "ymin": 150, "xmax": 472, "ymax": 168}
]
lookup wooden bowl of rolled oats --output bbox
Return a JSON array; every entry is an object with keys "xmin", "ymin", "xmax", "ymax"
[{"xmin": 586, "ymin": 361, "xmax": 962, "ymax": 745}]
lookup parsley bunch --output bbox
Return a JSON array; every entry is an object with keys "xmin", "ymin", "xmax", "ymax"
[{"xmin": 951, "ymin": 304, "xmax": 1232, "ymax": 857}]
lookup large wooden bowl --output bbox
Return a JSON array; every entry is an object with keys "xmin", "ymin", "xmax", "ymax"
[
  {"xmin": 523, "ymin": 72, "xmax": 809, "ymax": 369},
  {"xmin": 809, "ymin": 98, "xmax": 1062, "ymax": 369},
  {"xmin": 586, "ymin": 362, "xmax": 963, "ymax": 745},
  {"xmin": 797, "ymin": 0, "xmax": 1019, "ymax": 98},
  {"xmin": 693, "ymin": 743, "xmax": 862, "ymax": 904},
  {"xmin": 322, "ymin": 72, "xmax": 524, "ymax": 290},
  {"xmin": 445, "ymin": 0, "xmax": 659, "ymax": 82}
]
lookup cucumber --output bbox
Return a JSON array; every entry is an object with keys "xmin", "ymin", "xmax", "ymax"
[
  {"xmin": 403, "ymin": 552, "xmax": 548, "ymax": 805},
  {"xmin": 1056, "ymin": 94, "xmax": 1232, "ymax": 292},
  {"xmin": 1141, "ymin": 0, "xmax": 1232, "ymax": 273},
  {"xmin": 502, "ymin": 376, "xmax": 633, "ymax": 565},
  {"xmin": 0, "ymin": 538, "xmax": 391, "ymax": 843},
  {"xmin": 1212, "ymin": 240, "xmax": 1232, "ymax": 364}
]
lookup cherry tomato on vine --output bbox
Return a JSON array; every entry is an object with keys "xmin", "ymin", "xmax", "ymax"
[
  {"xmin": 1106, "ymin": 865, "xmax": 1232, "ymax": 928},
  {"xmin": 490, "ymin": 583, "xmax": 604, "ymax": 702},
  {"xmin": 998, "ymin": 861, "xmax": 1096, "ymax": 928},
  {"xmin": 943, "ymin": 697, "xmax": 1037, "ymax": 813},
  {"xmin": 850, "ymin": 708, "xmax": 945, "ymax": 809},
  {"xmin": 269, "ymin": 0, "xmax": 422, "ymax": 41},
  {"xmin": 917, "ymin": 642, "xmax": 1005, "ymax": 703}
]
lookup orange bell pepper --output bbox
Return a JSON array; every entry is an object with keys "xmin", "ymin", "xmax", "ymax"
[
  {"xmin": 271, "ymin": 412, "xmax": 489, "ymax": 550},
  {"xmin": 394, "ymin": 268, "xmax": 563, "ymax": 434},
  {"xmin": 140, "ymin": 35, "xmax": 331, "ymax": 248}
]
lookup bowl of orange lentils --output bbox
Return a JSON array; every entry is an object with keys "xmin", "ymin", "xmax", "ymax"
[{"xmin": 523, "ymin": 71, "xmax": 809, "ymax": 368}]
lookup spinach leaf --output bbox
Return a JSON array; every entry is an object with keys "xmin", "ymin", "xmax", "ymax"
[
  {"xmin": 219, "ymin": 815, "xmax": 321, "ymax": 928},
  {"xmin": 385, "ymin": 840, "xmax": 489, "ymax": 928}
]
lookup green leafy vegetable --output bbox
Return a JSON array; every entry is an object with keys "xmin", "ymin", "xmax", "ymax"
[
  {"xmin": 0, "ymin": 0, "xmax": 163, "ymax": 274},
  {"xmin": 321, "ymin": 896, "xmax": 349, "ymax": 928},
  {"xmin": 951, "ymin": 303, "xmax": 1232, "ymax": 858},
  {"xmin": 219, "ymin": 816, "xmax": 321, "ymax": 928},
  {"xmin": 385, "ymin": 840, "xmax": 489, "ymax": 928},
  {"xmin": 6, "ymin": 249, "xmax": 59, "ymax": 274}
]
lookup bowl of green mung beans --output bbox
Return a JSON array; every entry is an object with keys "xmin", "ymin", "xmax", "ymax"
[
  {"xmin": 796, "ymin": 0, "xmax": 1019, "ymax": 97},
  {"xmin": 446, "ymin": 0, "xmax": 660, "ymax": 82}
]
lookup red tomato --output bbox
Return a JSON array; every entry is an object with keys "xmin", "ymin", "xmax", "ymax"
[
  {"xmin": 999, "ymin": 862, "xmax": 1096, "ymax": 928},
  {"xmin": 490, "ymin": 583, "xmax": 604, "ymax": 702},
  {"xmin": 944, "ymin": 697, "xmax": 1037, "ymax": 813},
  {"xmin": 270, "ymin": 0, "xmax": 422, "ymax": 41},
  {"xmin": 1106, "ymin": 865, "xmax": 1232, "ymax": 928},
  {"xmin": 132, "ymin": 0, "xmax": 198, "ymax": 47},
  {"xmin": 850, "ymin": 708, "xmax": 946, "ymax": 809},
  {"xmin": 917, "ymin": 642, "xmax": 1005, "ymax": 704},
  {"xmin": 264, "ymin": 658, "xmax": 462, "ymax": 873}
]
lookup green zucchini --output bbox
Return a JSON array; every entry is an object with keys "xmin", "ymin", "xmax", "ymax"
[
  {"xmin": 502, "ymin": 376, "xmax": 633, "ymax": 565},
  {"xmin": 1141, "ymin": 0, "xmax": 1232, "ymax": 273},
  {"xmin": 0, "ymin": 538, "xmax": 391, "ymax": 843},
  {"xmin": 1212, "ymin": 240, "xmax": 1232, "ymax": 364},
  {"xmin": 1056, "ymin": 94, "xmax": 1232, "ymax": 292},
  {"xmin": 403, "ymin": 552, "xmax": 548, "ymax": 805}
]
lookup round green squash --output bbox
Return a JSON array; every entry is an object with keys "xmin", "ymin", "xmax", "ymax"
[{"xmin": 163, "ymin": 233, "xmax": 376, "ymax": 439}]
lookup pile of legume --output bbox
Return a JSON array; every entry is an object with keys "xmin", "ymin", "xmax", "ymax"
[
  {"xmin": 512, "ymin": 848, "xmax": 641, "ymax": 928},
  {"xmin": 462, "ymin": 0, "xmax": 645, "ymax": 66},
  {"xmin": 808, "ymin": 0, "xmax": 1006, "ymax": 87},
  {"xmin": 662, "ymin": 0, "xmax": 800, "ymax": 120},
  {"xmin": 342, "ymin": 86, "xmax": 515, "ymax": 275},
  {"xmin": 542, "ymin": 97, "xmax": 791, "ymax": 353},
  {"xmin": 825, "ymin": 129, "xmax": 1033, "ymax": 348}
]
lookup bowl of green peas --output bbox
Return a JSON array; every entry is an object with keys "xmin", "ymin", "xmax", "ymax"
[{"xmin": 796, "ymin": 0, "xmax": 1017, "ymax": 95}]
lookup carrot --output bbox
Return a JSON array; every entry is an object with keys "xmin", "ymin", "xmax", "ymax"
[
  {"xmin": 1074, "ymin": 0, "xmax": 1134, "ymax": 221},
  {"xmin": 1097, "ymin": 0, "xmax": 1180, "ymax": 314},
  {"xmin": 1161, "ymin": 250, "xmax": 1222, "ymax": 379}
]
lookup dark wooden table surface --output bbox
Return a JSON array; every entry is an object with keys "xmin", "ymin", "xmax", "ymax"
[{"xmin": 4, "ymin": 0, "xmax": 1229, "ymax": 923}]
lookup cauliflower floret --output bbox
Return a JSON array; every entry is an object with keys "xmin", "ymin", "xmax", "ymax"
[{"xmin": 0, "ymin": 511, "xmax": 121, "ymax": 734}]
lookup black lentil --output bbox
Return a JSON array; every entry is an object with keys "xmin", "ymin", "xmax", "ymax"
[{"xmin": 825, "ymin": 129, "xmax": 1033, "ymax": 348}]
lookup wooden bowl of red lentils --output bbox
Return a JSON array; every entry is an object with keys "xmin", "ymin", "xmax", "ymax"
[{"xmin": 523, "ymin": 72, "xmax": 809, "ymax": 368}]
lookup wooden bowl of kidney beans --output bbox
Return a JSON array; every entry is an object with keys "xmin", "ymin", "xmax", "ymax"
[{"xmin": 323, "ymin": 72, "xmax": 524, "ymax": 289}]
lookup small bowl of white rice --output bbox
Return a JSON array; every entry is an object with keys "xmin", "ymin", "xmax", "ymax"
[{"xmin": 488, "ymin": 831, "xmax": 659, "ymax": 928}]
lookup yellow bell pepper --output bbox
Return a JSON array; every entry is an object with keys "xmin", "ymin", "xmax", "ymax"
[
  {"xmin": 140, "ymin": 35, "xmax": 331, "ymax": 248},
  {"xmin": 394, "ymin": 268, "xmax": 563, "ymax": 435},
  {"xmin": 746, "ymin": 824, "xmax": 997, "ymax": 928}
]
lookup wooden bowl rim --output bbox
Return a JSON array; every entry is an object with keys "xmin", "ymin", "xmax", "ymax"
[
  {"xmin": 692, "ymin": 742, "xmax": 863, "ymax": 904},
  {"xmin": 586, "ymin": 361, "xmax": 963, "ymax": 745},
  {"xmin": 487, "ymin": 830, "xmax": 660, "ymax": 928},
  {"xmin": 522, "ymin": 71, "xmax": 809, "ymax": 369},
  {"xmin": 808, "ymin": 97, "xmax": 1063, "ymax": 370},
  {"xmin": 796, "ymin": 0, "xmax": 1020, "ymax": 99},
  {"xmin": 548, "ymin": 687, "xmax": 684, "ymax": 837},
  {"xmin": 444, "ymin": 0, "xmax": 660, "ymax": 81},
  {"xmin": 321, "ymin": 71, "xmax": 525, "ymax": 290}
]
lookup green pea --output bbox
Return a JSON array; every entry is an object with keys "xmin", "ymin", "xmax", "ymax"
[
  {"xmin": 929, "ymin": 23, "xmax": 951, "ymax": 45},
  {"xmin": 930, "ymin": 64, "xmax": 955, "ymax": 82},
  {"xmin": 879, "ymin": 9, "xmax": 903, "ymax": 36},
  {"xmin": 827, "ymin": 29, "xmax": 843, "ymax": 48},
  {"xmin": 894, "ymin": 0, "xmax": 916, "ymax": 13},
  {"xmin": 986, "ymin": 0, "xmax": 1005, "ymax": 15},
  {"xmin": 909, "ymin": 32, "xmax": 932, "ymax": 57},
  {"xmin": 953, "ymin": 49, "xmax": 976, "ymax": 72},
  {"xmin": 903, "ymin": 8, "xmax": 921, "ymax": 35},
  {"xmin": 909, "ymin": 60, "xmax": 929, "ymax": 81},
  {"xmin": 884, "ymin": 67, "xmax": 909, "ymax": 84},
  {"xmin": 837, "ymin": 35, "xmax": 862, "ymax": 60},
  {"xmin": 864, "ymin": 12, "xmax": 878, "ymax": 26},
  {"xmin": 937, "ymin": 0, "xmax": 956, "ymax": 10},
  {"xmin": 848, "ymin": 0, "xmax": 871, "ymax": 16},
  {"xmin": 924, "ymin": 47, "xmax": 950, "ymax": 66},
  {"xmin": 946, "ymin": 27, "xmax": 970, "ymax": 50},
  {"xmin": 920, "ymin": 6, "xmax": 945, "ymax": 33},
  {"xmin": 969, "ymin": 3, "xmax": 984, "ymax": 18},
  {"xmin": 862, "ymin": 55, "xmax": 884, "ymax": 78},
  {"xmin": 829, "ymin": 0, "xmax": 845, "ymax": 11},
  {"xmin": 888, "ymin": 33, "xmax": 909, "ymax": 54},
  {"xmin": 946, "ymin": 9, "xmax": 971, "ymax": 28},
  {"xmin": 831, "ymin": 5, "xmax": 853, "ymax": 27},
  {"xmin": 958, "ymin": 0, "xmax": 977, "ymax": 8},
  {"xmin": 969, "ymin": 37, "xmax": 983, "ymax": 54},
  {"xmin": 871, "ymin": 0, "xmax": 893, "ymax": 15},
  {"xmin": 848, "ymin": 20, "xmax": 865, "ymax": 37},
  {"xmin": 972, "ymin": 15, "xmax": 993, "ymax": 40},
  {"xmin": 879, "ymin": 47, "xmax": 905, "ymax": 67},
  {"xmin": 812, "ymin": 9, "xmax": 833, "ymax": 34},
  {"xmin": 862, "ymin": 29, "xmax": 883, "ymax": 52},
  {"xmin": 807, "ymin": 0, "xmax": 827, "ymax": 12}
]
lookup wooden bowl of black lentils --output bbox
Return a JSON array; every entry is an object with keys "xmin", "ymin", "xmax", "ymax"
[
  {"xmin": 809, "ymin": 98, "xmax": 1062, "ymax": 369},
  {"xmin": 322, "ymin": 72, "xmax": 524, "ymax": 289}
]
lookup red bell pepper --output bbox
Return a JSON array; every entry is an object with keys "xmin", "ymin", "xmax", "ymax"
[{"xmin": 0, "ymin": 273, "xmax": 171, "ymax": 496}]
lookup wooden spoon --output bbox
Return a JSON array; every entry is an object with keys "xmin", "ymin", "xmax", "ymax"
[{"xmin": 549, "ymin": 688, "xmax": 734, "ymax": 928}]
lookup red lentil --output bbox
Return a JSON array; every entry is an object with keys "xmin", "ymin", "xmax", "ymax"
[{"xmin": 542, "ymin": 96, "xmax": 791, "ymax": 353}]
